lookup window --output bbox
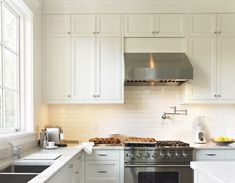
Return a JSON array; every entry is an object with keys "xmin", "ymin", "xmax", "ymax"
[{"xmin": 0, "ymin": 0, "xmax": 33, "ymax": 133}]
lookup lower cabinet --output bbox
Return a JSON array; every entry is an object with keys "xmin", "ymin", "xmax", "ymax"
[
  {"xmin": 195, "ymin": 149, "xmax": 235, "ymax": 161},
  {"xmin": 47, "ymin": 152, "xmax": 83, "ymax": 183},
  {"xmin": 85, "ymin": 149, "xmax": 124, "ymax": 183}
]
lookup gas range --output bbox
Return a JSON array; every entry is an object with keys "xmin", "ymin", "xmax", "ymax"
[{"xmin": 124, "ymin": 140, "xmax": 193, "ymax": 164}]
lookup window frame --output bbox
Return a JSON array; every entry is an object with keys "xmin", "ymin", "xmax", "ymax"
[{"xmin": 0, "ymin": 0, "xmax": 33, "ymax": 134}]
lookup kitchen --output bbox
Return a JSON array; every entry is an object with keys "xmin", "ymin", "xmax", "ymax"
[{"xmin": 1, "ymin": 0, "xmax": 235, "ymax": 182}]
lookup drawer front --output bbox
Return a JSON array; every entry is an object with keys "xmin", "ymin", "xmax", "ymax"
[
  {"xmin": 85, "ymin": 161, "xmax": 119, "ymax": 183},
  {"xmin": 196, "ymin": 150, "xmax": 225, "ymax": 161},
  {"xmin": 224, "ymin": 150, "xmax": 235, "ymax": 160},
  {"xmin": 85, "ymin": 150, "xmax": 119, "ymax": 161}
]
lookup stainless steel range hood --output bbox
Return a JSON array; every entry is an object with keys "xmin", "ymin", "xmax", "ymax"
[{"xmin": 125, "ymin": 53, "xmax": 193, "ymax": 86}]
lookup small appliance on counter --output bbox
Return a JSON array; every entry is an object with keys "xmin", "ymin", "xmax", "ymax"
[
  {"xmin": 39, "ymin": 129, "xmax": 48, "ymax": 148},
  {"xmin": 193, "ymin": 116, "xmax": 207, "ymax": 144},
  {"xmin": 46, "ymin": 127, "xmax": 67, "ymax": 147}
]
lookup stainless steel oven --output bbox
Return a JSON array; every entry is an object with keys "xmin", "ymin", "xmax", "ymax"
[
  {"xmin": 125, "ymin": 164, "xmax": 193, "ymax": 183},
  {"xmin": 124, "ymin": 141, "xmax": 194, "ymax": 183}
]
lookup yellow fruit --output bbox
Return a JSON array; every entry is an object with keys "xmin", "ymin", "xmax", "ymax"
[{"xmin": 214, "ymin": 136, "xmax": 232, "ymax": 142}]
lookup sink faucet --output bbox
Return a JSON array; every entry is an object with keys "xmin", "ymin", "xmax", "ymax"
[{"xmin": 9, "ymin": 143, "xmax": 22, "ymax": 159}]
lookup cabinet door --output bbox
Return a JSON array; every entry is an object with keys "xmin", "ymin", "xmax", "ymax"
[
  {"xmin": 155, "ymin": 14, "xmax": 186, "ymax": 37},
  {"xmin": 189, "ymin": 14, "xmax": 216, "ymax": 36},
  {"xmin": 45, "ymin": 15, "xmax": 70, "ymax": 36},
  {"xmin": 217, "ymin": 37, "xmax": 235, "ymax": 100},
  {"xmin": 71, "ymin": 14, "xmax": 96, "ymax": 36},
  {"xmin": 71, "ymin": 37, "xmax": 96, "ymax": 102},
  {"xmin": 217, "ymin": 14, "xmax": 235, "ymax": 36},
  {"xmin": 124, "ymin": 14, "xmax": 155, "ymax": 37},
  {"xmin": 97, "ymin": 14, "xmax": 122, "ymax": 37},
  {"xmin": 45, "ymin": 36, "xmax": 70, "ymax": 102},
  {"xmin": 188, "ymin": 37, "xmax": 216, "ymax": 100},
  {"xmin": 96, "ymin": 37, "xmax": 123, "ymax": 102}
]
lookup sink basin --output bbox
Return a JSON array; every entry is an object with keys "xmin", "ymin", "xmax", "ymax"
[
  {"xmin": 0, "ymin": 165, "xmax": 50, "ymax": 183},
  {"xmin": 0, "ymin": 173, "xmax": 38, "ymax": 183},
  {"xmin": 0, "ymin": 165, "xmax": 49, "ymax": 173}
]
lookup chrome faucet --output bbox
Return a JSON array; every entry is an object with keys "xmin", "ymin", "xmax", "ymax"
[{"xmin": 9, "ymin": 143, "xmax": 22, "ymax": 159}]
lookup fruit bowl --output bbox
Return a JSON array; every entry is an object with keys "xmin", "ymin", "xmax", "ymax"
[{"xmin": 212, "ymin": 140, "xmax": 235, "ymax": 146}]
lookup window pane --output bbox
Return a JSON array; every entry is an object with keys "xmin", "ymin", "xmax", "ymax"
[
  {"xmin": 0, "ymin": 47, "xmax": 2, "ymax": 86},
  {"xmin": 4, "ymin": 90, "xmax": 18, "ymax": 129},
  {"xmin": 4, "ymin": 6, "xmax": 18, "ymax": 51},
  {"xmin": 4, "ymin": 49, "xmax": 18, "ymax": 89}
]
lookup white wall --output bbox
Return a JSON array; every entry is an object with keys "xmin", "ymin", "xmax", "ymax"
[
  {"xmin": 23, "ymin": 0, "xmax": 48, "ymax": 132},
  {"xmin": 43, "ymin": 0, "xmax": 235, "ymax": 14},
  {"xmin": 48, "ymin": 86, "xmax": 235, "ymax": 143}
]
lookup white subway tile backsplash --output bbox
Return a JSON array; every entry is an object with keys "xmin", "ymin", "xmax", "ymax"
[{"xmin": 48, "ymin": 86, "xmax": 235, "ymax": 143}]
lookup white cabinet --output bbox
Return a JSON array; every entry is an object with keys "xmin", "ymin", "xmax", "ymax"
[
  {"xmin": 195, "ymin": 149, "xmax": 235, "ymax": 161},
  {"xmin": 45, "ymin": 15, "xmax": 71, "ymax": 102},
  {"xmin": 183, "ymin": 13, "xmax": 235, "ymax": 103},
  {"xmin": 124, "ymin": 14, "xmax": 155, "ymax": 37},
  {"xmin": 47, "ymin": 153, "xmax": 83, "ymax": 183},
  {"xmin": 124, "ymin": 14, "xmax": 185, "ymax": 37},
  {"xmin": 189, "ymin": 14, "xmax": 216, "ymax": 36},
  {"xmin": 71, "ymin": 14, "xmax": 123, "ymax": 103},
  {"xmin": 85, "ymin": 149, "xmax": 124, "ymax": 183},
  {"xmin": 45, "ymin": 14, "xmax": 123, "ymax": 103}
]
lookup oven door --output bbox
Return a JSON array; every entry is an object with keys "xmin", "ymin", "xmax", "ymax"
[{"xmin": 125, "ymin": 164, "xmax": 193, "ymax": 183}]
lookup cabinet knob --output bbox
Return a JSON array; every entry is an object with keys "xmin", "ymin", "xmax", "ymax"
[
  {"xmin": 69, "ymin": 164, "xmax": 74, "ymax": 168},
  {"xmin": 97, "ymin": 31, "xmax": 100, "ymax": 34},
  {"xmin": 75, "ymin": 171, "xmax": 79, "ymax": 174},
  {"xmin": 218, "ymin": 31, "xmax": 221, "ymax": 34},
  {"xmin": 217, "ymin": 94, "xmax": 221, "ymax": 97},
  {"xmin": 152, "ymin": 31, "xmax": 155, "ymax": 34},
  {"xmin": 93, "ymin": 94, "xmax": 96, "ymax": 98},
  {"xmin": 96, "ymin": 94, "xmax": 100, "ymax": 98},
  {"xmin": 214, "ymin": 31, "xmax": 217, "ymax": 34},
  {"xmin": 214, "ymin": 94, "xmax": 217, "ymax": 97},
  {"xmin": 68, "ymin": 94, "xmax": 71, "ymax": 98},
  {"xmin": 93, "ymin": 32, "xmax": 96, "ymax": 34},
  {"xmin": 67, "ymin": 32, "xmax": 71, "ymax": 34},
  {"xmin": 155, "ymin": 31, "xmax": 159, "ymax": 34}
]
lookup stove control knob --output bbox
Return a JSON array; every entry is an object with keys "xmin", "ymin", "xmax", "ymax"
[
  {"xmin": 182, "ymin": 151, "xmax": 188, "ymax": 158},
  {"xmin": 175, "ymin": 150, "xmax": 181, "ymax": 158},
  {"xmin": 128, "ymin": 153, "xmax": 134, "ymax": 159},
  {"xmin": 152, "ymin": 153, "xmax": 158, "ymax": 158},
  {"xmin": 136, "ymin": 153, "xmax": 142, "ymax": 159},
  {"xmin": 160, "ymin": 151, "xmax": 165, "ymax": 158},
  {"xmin": 144, "ymin": 153, "xmax": 150, "ymax": 159},
  {"xmin": 167, "ymin": 151, "xmax": 172, "ymax": 158}
]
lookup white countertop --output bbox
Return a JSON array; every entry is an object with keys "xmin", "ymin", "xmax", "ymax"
[
  {"xmin": 191, "ymin": 142, "xmax": 235, "ymax": 150},
  {"xmin": 191, "ymin": 161, "xmax": 235, "ymax": 183}
]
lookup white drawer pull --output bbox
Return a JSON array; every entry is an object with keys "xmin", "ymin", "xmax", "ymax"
[
  {"xmin": 97, "ymin": 170, "xmax": 108, "ymax": 173},
  {"xmin": 97, "ymin": 154, "xmax": 108, "ymax": 156},
  {"xmin": 206, "ymin": 153, "xmax": 216, "ymax": 156}
]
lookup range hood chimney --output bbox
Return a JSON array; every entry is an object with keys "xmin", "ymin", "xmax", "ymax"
[{"xmin": 125, "ymin": 53, "xmax": 193, "ymax": 86}]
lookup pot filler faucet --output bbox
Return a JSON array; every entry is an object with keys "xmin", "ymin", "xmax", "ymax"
[{"xmin": 162, "ymin": 106, "xmax": 187, "ymax": 119}]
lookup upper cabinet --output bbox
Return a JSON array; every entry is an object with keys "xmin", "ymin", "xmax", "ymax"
[
  {"xmin": 183, "ymin": 13, "xmax": 235, "ymax": 103},
  {"xmin": 44, "ymin": 14, "xmax": 123, "ymax": 104},
  {"xmin": 124, "ymin": 14, "xmax": 186, "ymax": 37}
]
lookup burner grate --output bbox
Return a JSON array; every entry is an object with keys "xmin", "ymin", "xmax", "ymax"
[{"xmin": 156, "ymin": 140, "xmax": 189, "ymax": 147}]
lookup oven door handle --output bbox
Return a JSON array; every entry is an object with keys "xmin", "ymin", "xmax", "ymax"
[{"xmin": 125, "ymin": 164, "xmax": 190, "ymax": 167}]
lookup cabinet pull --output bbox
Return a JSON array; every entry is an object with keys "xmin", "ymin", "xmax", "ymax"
[
  {"xmin": 93, "ymin": 94, "xmax": 96, "ymax": 98},
  {"xmin": 96, "ymin": 94, "xmax": 100, "ymax": 98},
  {"xmin": 206, "ymin": 153, "xmax": 216, "ymax": 156},
  {"xmin": 214, "ymin": 94, "xmax": 217, "ymax": 97},
  {"xmin": 97, "ymin": 153, "xmax": 107, "ymax": 156},
  {"xmin": 93, "ymin": 32, "xmax": 96, "ymax": 34},
  {"xmin": 97, "ymin": 170, "xmax": 108, "ymax": 173},
  {"xmin": 69, "ymin": 164, "xmax": 74, "ymax": 168},
  {"xmin": 67, "ymin": 32, "xmax": 71, "ymax": 34},
  {"xmin": 217, "ymin": 94, "xmax": 221, "ymax": 97},
  {"xmin": 75, "ymin": 171, "xmax": 79, "ymax": 174},
  {"xmin": 155, "ymin": 31, "xmax": 159, "ymax": 34},
  {"xmin": 152, "ymin": 31, "xmax": 155, "ymax": 34},
  {"xmin": 214, "ymin": 31, "xmax": 217, "ymax": 34},
  {"xmin": 218, "ymin": 31, "xmax": 221, "ymax": 34},
  {"xmin": 97, "ymin": 31, "xmax": 100, "ymax": 34},
  {"xmin": 68, "ymin": 94, "xmax": 71, "ymax": 98}
]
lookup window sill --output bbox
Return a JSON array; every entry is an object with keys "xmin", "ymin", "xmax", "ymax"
[{"xmin": 0, "ymin": 131, "xmax": 37, "ymax": 142}]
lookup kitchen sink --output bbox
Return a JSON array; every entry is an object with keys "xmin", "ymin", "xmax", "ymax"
[
  {"xmin": 0, "ymin": 173, "xmax": 38, "ymax": 183},
  {"xmin": 0, "ymin": 165, "xmax": 50, "ymax": 183},
  {"xmin": 0, "ymin": 165, "xmax": 49, "ymax": 173}
]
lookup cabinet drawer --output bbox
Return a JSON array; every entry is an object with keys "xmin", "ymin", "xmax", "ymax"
[
  {"xmin": 85, "ymin": 161, "xmax": 119, "ymax": 183},
  {"xmin": 85, "ymin": 150, "xmax": 119, "ymax": 161},
  {"xmin": 196, "ymin": 150, "xmax": 225, "ymax": 160},
  {"xmin": 224, "ymin": 150, "xmax": 235, "ymax": 160}
]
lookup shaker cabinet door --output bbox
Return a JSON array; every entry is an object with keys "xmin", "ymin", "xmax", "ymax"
[
  {"xmin": 217, "ymin": 14, "xmax": 235, "ymax": 37},
  {"xmin": 189, "ymin": 14, "xmax": 216, "ymax": 36},
  {"xmin": 71, "ymin": 37, "xmax": 96, "ymax": 102},
  {"xmin": 97, "ymin": 37, "xmax": 123, "ymax": 102},
  {"xmin": 45, "ymin": 36, "xmax": 70, "ymax": 102},
  {"xmin": 124, "ymin": 14, "xmax": 155, "ymax": 37},
  {"xmin": 155, "ymin": 14, "xmax": 186, "ymax": 37}
]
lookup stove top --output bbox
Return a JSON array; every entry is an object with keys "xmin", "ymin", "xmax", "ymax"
[{"xmin": 124, "ymin": 140, "xmax": 190, "ymax": 148}]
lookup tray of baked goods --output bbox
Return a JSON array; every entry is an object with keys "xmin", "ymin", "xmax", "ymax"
[
  {"xmin": 124, "ymin": 137, "xmax": 157, "ymax": 147},
  {"xmin": 89, "ymin": 137, "xmax": 122, "ymax": 146}
]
